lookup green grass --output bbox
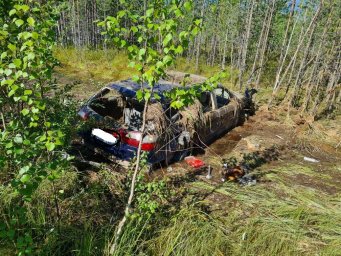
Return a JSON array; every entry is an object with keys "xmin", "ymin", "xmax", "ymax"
[
  {"xmin": 1, "ymin": 47, "xmax": 340, "ymax": 255},
  {"xmin": 188, "ymin": 161, "xmax": 341, "ymax": 256},
  {"xmin": 53, "ymin": 47, "xmax": 240, "ymax": 99}
]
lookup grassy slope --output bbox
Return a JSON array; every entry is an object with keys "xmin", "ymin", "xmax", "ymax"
[
  {"xmin": 53, "ymin": 47, "xmax": 242, "ymax": 98},
  {"xmin": 1, "ymin": 48, "xmax": 340, "ymax": 255},
  {"xmin": 54, "ymin": 48, "xmax": 341, "ymax": 255}
]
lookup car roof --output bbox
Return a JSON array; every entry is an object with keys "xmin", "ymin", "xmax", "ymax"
[
  {"xmin": 107, "ymin": 79, "xmax": 190, "ymax": 100},
  {"xmin": 106, "ymin": 78, "xmax": 228, "ymax": 102},
  {"xmin": 109, "ymin": 79, "xmax": 183, "ymax": 92}
]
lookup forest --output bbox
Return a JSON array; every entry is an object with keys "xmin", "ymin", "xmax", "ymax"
[{"xmin": 1, "ymin": 0, "xmax": 341, "ymax": 255}]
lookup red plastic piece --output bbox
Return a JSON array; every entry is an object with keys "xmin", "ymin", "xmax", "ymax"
[
  {"xmin": 185, "ymin": 156, "xmax": 205, "ymax": 168},
  {"xmin": 117, "ymin": 129, "xmax": 155, "ymax": 151}
]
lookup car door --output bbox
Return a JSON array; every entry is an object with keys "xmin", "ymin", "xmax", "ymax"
[
  {"xmin": 214, "ymin": 88, "xmax": 241, "ymax": 135},
  {"xmin": 201, "ymin": 91, "xmax": 222, "ymax": 142}
]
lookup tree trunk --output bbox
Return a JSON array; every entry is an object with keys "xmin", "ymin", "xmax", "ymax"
[
  {"xmin": 249, "ymin": 1, "xmax": 270, "ymax": 85},
  {"xmin": 301, "ymin": 14, "xmax": 330, "ymax": 113},
  {"xmin": 255, "ymin": 0, "xmax": 275, "ymax": 88},
  {"xmin": 238, "ymin": 0, "xmax": 255, "ymax": 90},
  {"xmin": 269, "ymin": 2, "xmax": 323, "ymax": 108}
]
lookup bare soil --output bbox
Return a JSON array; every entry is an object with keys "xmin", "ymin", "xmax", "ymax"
[{"xmin": 152, "ymin": 106, "xmax": 341, "ymax": 195}]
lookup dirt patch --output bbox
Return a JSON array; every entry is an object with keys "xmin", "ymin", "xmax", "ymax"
[
  {"xmin": 286, "ymin": 173, "xmax": 340, "ymax": 195},
  {"xmin": 158, "ymin": 106, "xmax": 341, "ymax": 195}
]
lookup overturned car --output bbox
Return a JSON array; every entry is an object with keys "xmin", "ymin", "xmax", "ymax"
[{"xmin": 78, "ymin": 72, "xmax": 255, "ymax": 166}]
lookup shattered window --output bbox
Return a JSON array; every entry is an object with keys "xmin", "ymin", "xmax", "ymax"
[
  {"xmin": 214, "ymin": 88, "xmax": 230, "ymax": 100},
  {"xmin": 89, "ymin": 89, "xmax": 125, "ymax": 120},
  {"xmin": 214, "ymin": 88, "xmax": 230, "ymax": 107},
  {"xmin": 199, "ymin": 92, "xmax": 212, "ymax": 113}
]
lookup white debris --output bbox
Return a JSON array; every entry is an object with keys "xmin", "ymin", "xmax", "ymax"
[
  {"xmin": 276, "ymin": 135, "xmax": 284, "ymax": 140},
  {"xmin": 91, "ymin": 128, "xmax": 118, "ymax": 145},
  {"xmin": 206, "ymin": 165, "xmax": 212, "ymax": 179},
  {"xmin": 303, "ymin": 156, "xmax": 320, "ymax": 163}
]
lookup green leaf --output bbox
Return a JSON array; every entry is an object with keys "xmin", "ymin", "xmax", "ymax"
[
  {"xmin": 19, "ymin": 166, "xmax": 30, "ymax": 175},
  {"xmin": 162, "ymin": 33, "xmax": 172, "ymax": 46},
  {"xmin": 14, "ymin": 134, "xmax": 23, "ymax": 144},
  {"xmin": 131, "ymin": 26, "xmax": 138, "ymax": 33},
  {"xmin": 9, "ymin": 9, "xmax": 16, "ymax": 16},
  {"xmin": 8, "ymin": 89, "xmax": 16, "ymax": 97},
  {"xmin": 21, "ymin": 108, "xmax": 29, "ymax": 116},
  {"xmin": 136, "ymin": 90, "xmax": 143, "ymax": 101},
  {"xmin": 174, "ymin": 9, "xmax": 182, "ymax": 17},
  {"xmin": 24, "ymin": 89, "xmax": 32, "ymax": 95},
  {"xmin": 15, "ymin": 19, "xmax": 24, "ymax": 27},
  {"xmin": 146, "ymin": 8, "xmax": 154, "ymax": 17},
  {"xmin": 27, "ymin": 17, "xmax": 35, "ymax": 27},
  {"xmin": 153, "ymin": 93, "xmax": 161, "ymax": 100},
  {"xmin": 27, "ymin": 52, "xmax": 35, "ymax": 60},
  {"xmin": 20, "ymin": 174, "xmax": 30, "ymax": 183},
  {"xmin": 8, "ymin": 44, "xmax": 16, "ymax": 52},
  {"xmin": 29, "ymin": 122, "xmax": 38, "ymax": 127},
  {"xmin": 39, "ymin": 134, "xmax": 47, "ymax": 142},
  {"xmin": 13, "ymin": 59, "xmax": 22, "ymax": 68},
  {"xmin": 5, "ymin": 142, "xmax": 13, "ymax": 149},
  {"xmin": 175, "ymin": 45, "xmax": 183, "ymax": 54},
  {"xmin": 184, "ymin": 2, "xmax": 192, "ymax": 11},
  {"xmin": 171, "ymin": 100, "xmax": 184, "ymax": 109},
  {"xmin": 23, "ymin": 139, "xmax": 30, "ymax": 145},
  {"xmin": 163, "ymin": 55, "xmax": 173, "ymax": 65},
  {"xmin": 117, "ymin": 10, "xmax": 126, "ymax": 18},
  {"xmin": 138, "ymin": 48, "xmax": 146, "ymax": 59},
  {"xmin": 191, "ymin": 26, "xmax": 199, "ymax": 36},
  {"xmin": 20, "ymin": 5, "xmax": 30, "ymax": 12},
  {"xmin": 0, "ymin": 52, "xmax": 7, "ymax": 60},
  {"xmin": 4, "ymin": 69, "xmax": 12, "ymax": 76},
  {"xmin": 194, "ymin": 19, "xmax": 202, "ymax": 26},
  {"xmin": 128, "ymin": 62, "xmax": 135, "ymax": 68},
  {"xmin": 120, "ymin": 39, "xmax": 126, "ymax": 47},
  {"xmin": 144, "ymin": 91, "xmax": 151, "ymax": 101},
  {"xmin": 46, "ymin": 142, "xmax": 55, "ymax": 151},
  {"xmin": 31, "ymin": 32, "xmax": 38, "ymax": 39}
]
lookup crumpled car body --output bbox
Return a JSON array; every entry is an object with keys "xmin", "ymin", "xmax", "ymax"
[{"xmin": 78, "ymin": 77, "xmax": 249, "ymax": 165}]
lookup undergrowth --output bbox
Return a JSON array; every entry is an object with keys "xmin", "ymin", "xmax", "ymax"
[
  {"xmin": 53, "ymin": 47, "xmax": 240, "ymax": 99},
  {"xmin": 2, "ymin": 159, "xmax": 341, "ymax": 255},
  {"xmin": 1, "ymin": 47, "xmax": 338, "ymax": 255}
]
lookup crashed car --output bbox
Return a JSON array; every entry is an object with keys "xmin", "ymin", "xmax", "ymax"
[{"xmin": 78, "ymin": 72, "xmax": 254, "ymax": 166}]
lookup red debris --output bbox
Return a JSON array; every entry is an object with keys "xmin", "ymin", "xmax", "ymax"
[{"xmin": 185, "ymin": 156, "xmax": 205, "ymax": 168}]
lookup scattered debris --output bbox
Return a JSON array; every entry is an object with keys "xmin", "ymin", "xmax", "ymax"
[
  {"xmin": 206, "ymin": 165, "xmax": 212, "ymax": 179},
  {"xmin": 220, "ymin": 165, "xmax": 244, "ymax": 182},
  {"xmin": 220, "ymin": 157, "xmax": 258, "ymax": 185},
  {"xmin": 303, "ymin": 156, "xmax": 320, "ymax": 163},
  {"xmin": 336, "ymin": 140, "xmax": 341, "ymax": 149},
  {"xmin": 238, "ymin": 175, "xmax": 257, "ymax": 186},
  {"xmin": 185, "ymin": 156, "xmax": 205, "ymax": 168},
  {"xmin": 276, "ymin": 135, "xmax": 284, "ymax": 140}
]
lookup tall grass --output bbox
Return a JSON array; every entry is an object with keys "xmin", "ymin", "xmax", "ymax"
[
  {"xmin": 145, "ymin": 208, "xmax": 232, "ymax": 256},
  {"xmin": 1, "ymin": 47, "xmax": 339, "ymax": 255},
  {"xmin": 53, "ymin": 47, "xmax": 240, "ymax": 99}
]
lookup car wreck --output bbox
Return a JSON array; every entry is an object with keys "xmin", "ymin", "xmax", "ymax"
[{"xmin": 78, "ymin": 72, "xmax": 255, "ymax": 166}]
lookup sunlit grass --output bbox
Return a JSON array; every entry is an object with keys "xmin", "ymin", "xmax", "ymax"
[
  {"xmin": 0, "ymin": 47, "xmax": 334, "ymax": 255},
  {"xmin": 188, "ymin": 161, "xmax": 341, "ymax": 255},
  {"xmin": 53, "ymin": 47, "xmax": 241, "ymax": 98}
]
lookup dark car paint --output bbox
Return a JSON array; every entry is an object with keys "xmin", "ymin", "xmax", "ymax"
[{"xmin": 78, "ymin": 80, "xmax": 247, "ymax": 164}]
